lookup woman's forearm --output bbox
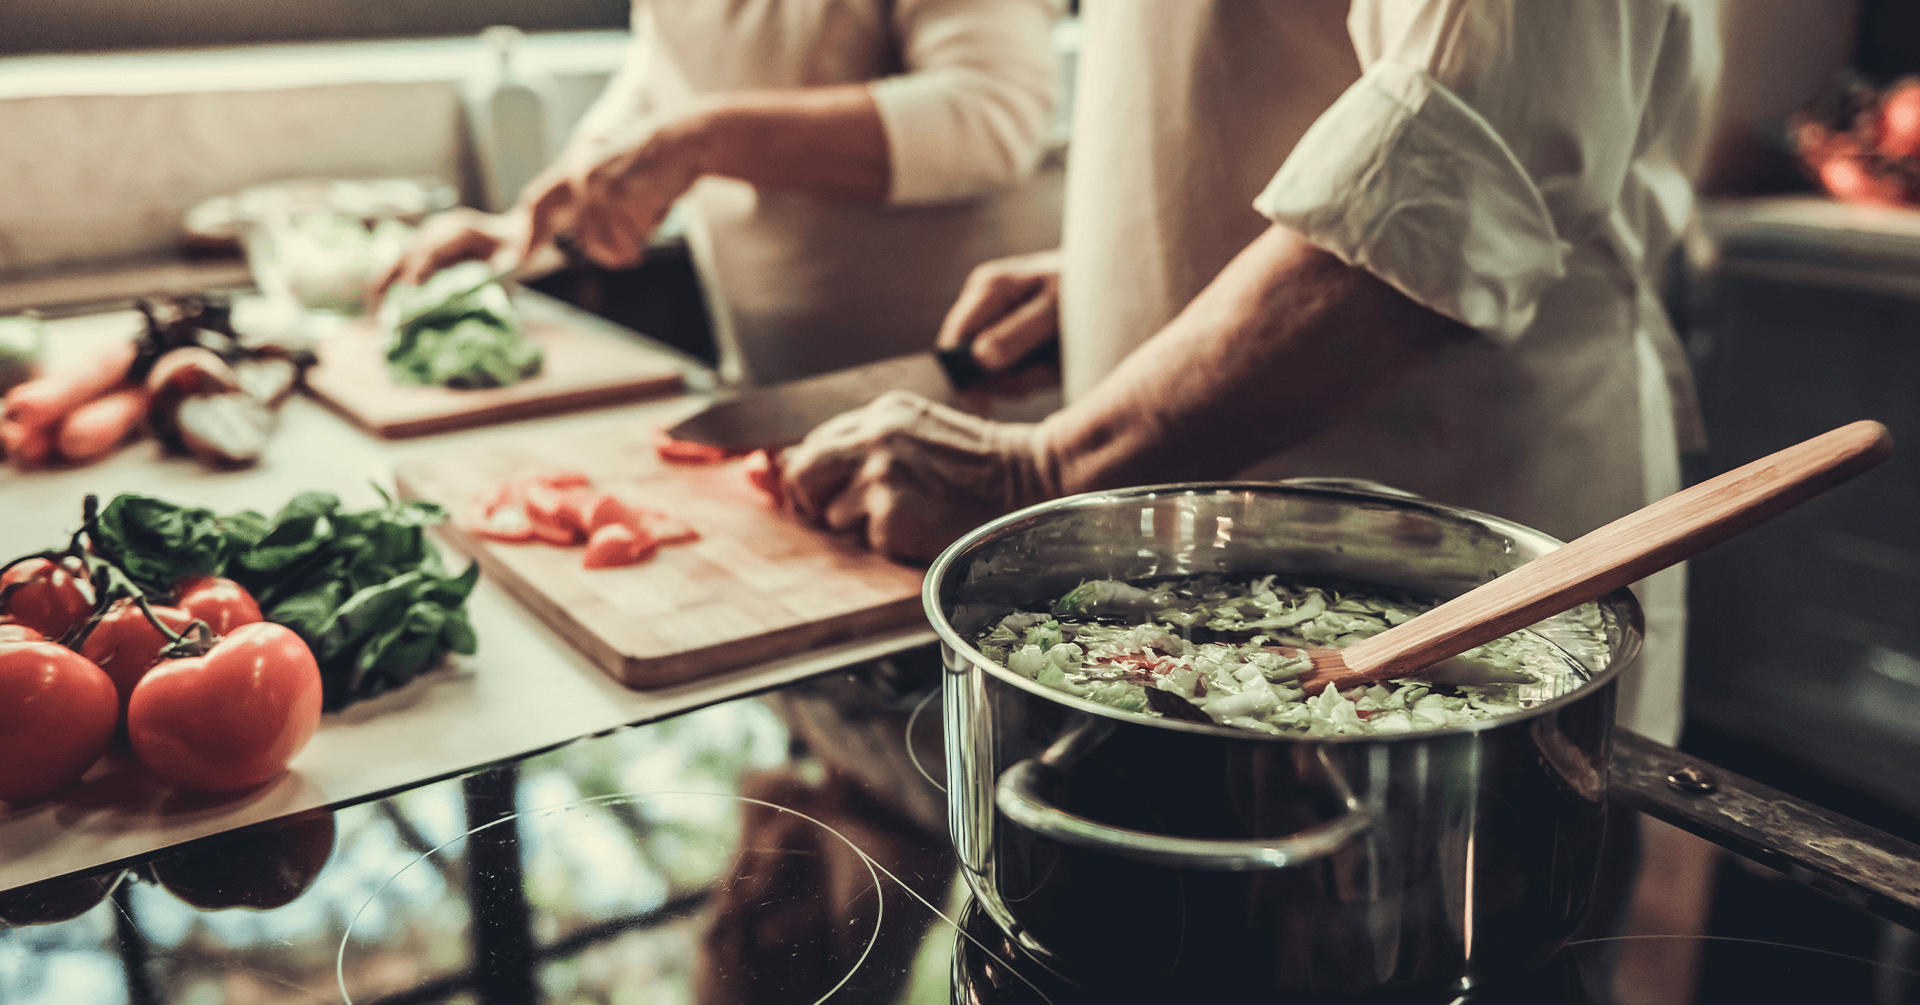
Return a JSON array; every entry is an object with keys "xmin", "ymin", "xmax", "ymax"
[{"xmin": 673, "ymin": 84, "xmax": 892, "ymax": 201}]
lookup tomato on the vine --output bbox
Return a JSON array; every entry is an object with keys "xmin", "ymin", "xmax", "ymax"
[
  {"xmin": 0, "ymin": 641, "xmax": 118, "ymax": 804},
  {"xmin": 126, "ymin": 622, "xmax": 322, "ymax": 793},
  {"xmin": 0, "ymin": 558, "xmax": 94, "ymax": 642},
  {"xmin": 1878, "ymin": 81, "xmax": 1920, "ymax": 160},
  {"xmin": 173, "ymin": 576, "xmax": 263, "ymax": 636},
  {"xmin": 0, "ymin": 619, "xmax": 44, "ymax": 644},
  {"xmin": 79, "ymin": 598, "xmax": 197, "ymax": 712}
]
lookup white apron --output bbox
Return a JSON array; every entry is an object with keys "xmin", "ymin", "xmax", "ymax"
[
  {"xmin": 1058, "ymin": 0, "xmax": 1719, "ymax": 743},
  {"xmin": 578, "ymin": 0, "xmax": 1063, "ymax": 386}
]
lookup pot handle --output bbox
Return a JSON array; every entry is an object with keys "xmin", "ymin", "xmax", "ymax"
[{"xmin": 994, "ymin": 746, "xmax": 1373, "ymax": 871}]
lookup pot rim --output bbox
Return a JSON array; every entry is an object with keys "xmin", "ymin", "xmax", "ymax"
[{"xmin": 923, "ymin": 480, "xmax": 1640, "ymax": 745}]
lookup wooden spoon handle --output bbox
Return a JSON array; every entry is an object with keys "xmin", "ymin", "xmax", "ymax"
[{"xmin": 1343, "ymin": 420, "xmax": 1895, "ymax": 682}]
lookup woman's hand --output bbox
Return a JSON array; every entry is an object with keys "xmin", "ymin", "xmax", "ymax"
[
  {"xmin": 781, "ymin": 391, "xmax": 1063, "ymax": 562},
  {"xmin": 935, "ymin": 249, "xmax": 1062, "ymax": 376},
  {"xmin": 522, "ymin": 117, "xmax": 707, "ymax": 272},
  {"xmin": 367, "ymin": 207, "xmax": 519, "ymax": 304},
  {"xmin": 369, "ymin": 116, "xmax": 705, "ymax": 307}
]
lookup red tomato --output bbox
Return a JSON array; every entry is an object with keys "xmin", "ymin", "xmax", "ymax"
[
  {"xmin": 0, "ymin": 619, "xmax": 44, "ymax": 644},
  {"xmin": 173, "ymin": 575, "xmax": 263, "ymax": 636},
  {"xmin": 1878, "ymin": 81, "xmax": 1920, "ymax": 160},
  {"xmin": 652, "ymin": 426, "xmax": 747, "ymax": 464},
  {"xmin": 581, "ymin": 522, "xmax": 658, "ymax": 568},
  {"xmin": 126, "ymin": 622, "xmax": 323, "ymax": 794},
  {"xmin": 0, "ymin": 641, "xmax": 118, "ymax": 803},
  {"xmin": 743, "ymin": 449, "xmax": 786, "ymax": 507},
  {"xmin": 79, "ymin": 598, "xmax": 196, "ymax": 712},
  {"xmin": 1819, "ymin": 155, "xmax": 1910, "ymax": 208},
  {"xmin": 522, "ymin": 482, "xmax": 589, "ymax": 545},
  {"xmin": 0, "ymin": 558, "xmax": 94, "ymax": 641},
  {"xmin": 467, "ymin": 499, "xmax": 534, "ymax": 543}
]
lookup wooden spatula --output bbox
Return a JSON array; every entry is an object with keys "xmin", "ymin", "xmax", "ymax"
[{"xmin": 1288, "ymin": 420, "xmax": 1895, "ymax": 694}]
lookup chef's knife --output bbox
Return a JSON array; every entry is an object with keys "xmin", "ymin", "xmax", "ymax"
[{"xmin": 666, "ymin": 342, "xmax": 1057, "ymax": 452}]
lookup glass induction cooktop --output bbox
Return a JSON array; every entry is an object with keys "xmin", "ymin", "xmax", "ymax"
[{"xmin": 4, "ymin": 649, "xmax": 1918, "ymax": 1005}]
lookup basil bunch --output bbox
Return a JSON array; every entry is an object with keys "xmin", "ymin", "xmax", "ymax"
[{"xmin": 94, "ymin": 490, "xmax": 480, "ymax": 711}]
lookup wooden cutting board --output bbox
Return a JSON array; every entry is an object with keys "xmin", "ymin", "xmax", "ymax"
[
  {"xmin": 304, "ymin": 293, "xmax": 687, "ymax": 438},
  {"xmin": 393, "ymin": 422, "xmax": 928, "ymax": 688}
]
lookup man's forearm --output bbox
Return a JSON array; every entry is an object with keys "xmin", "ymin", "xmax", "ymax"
[
  {"xmin": 1038, "ymin": 224, "xmax": 1476, "ymax": 493},
  {"xmin": 674, "ymin": 84, "xmax": 892, "ymax": 201}
]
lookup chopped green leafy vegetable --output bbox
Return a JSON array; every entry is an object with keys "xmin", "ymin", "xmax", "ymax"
[
  {"xmin": 380, "ymin": 265, "xmax": 542, "ymax": 389},
  {"xmin": 93, "ymin": 489, "xmax": 480, "ymax": 710}
]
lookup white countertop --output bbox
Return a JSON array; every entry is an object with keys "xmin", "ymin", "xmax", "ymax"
[{"xmin": 0, "ymin": 303, "xmax": 936, "ymax": 892}]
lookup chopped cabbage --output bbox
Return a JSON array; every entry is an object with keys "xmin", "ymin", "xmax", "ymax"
[{"xmin": 974, "ymin": 576, "xmax": 1592, "ymax": 737}]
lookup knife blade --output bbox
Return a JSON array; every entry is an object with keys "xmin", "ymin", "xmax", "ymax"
[{"xmin": 666, "ymin": 343, "xmax": 1056, "ymax": 452}]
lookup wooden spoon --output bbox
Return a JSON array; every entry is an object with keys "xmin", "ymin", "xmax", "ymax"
[{"xmin": 1289, "ymin": 420, "xmax": 1895, "ymax": 694}]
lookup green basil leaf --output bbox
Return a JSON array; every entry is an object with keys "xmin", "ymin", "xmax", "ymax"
[
  {"xmin": 266, "ymin": 579, "xmax": 349, "ymax": 644},
  {"xmin": 235, "ymin": 511, "xmax": 332, "ymax": 578},
  {"xmin": 442, "ymin": 610, "xmax": 479, "ymax": 655},
  {"xmin": 217, "ymin": 510, "xmax": 275, "ymax": 551},
  {"xmin": 316, "ymin": 570, "xmax": 428, "ymax": 657},
  {"xmin": 96, "ymin": 494, "xmax": 236, "ymax": 586}
]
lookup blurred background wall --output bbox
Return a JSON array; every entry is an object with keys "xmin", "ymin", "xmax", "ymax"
[
  {"xmin": 0, "ymin": 0, "xmax": 626, "ymax": 55},
  {"xmin": 0, "ymin": 0, "xmax": 1913, "ymax": 277}
]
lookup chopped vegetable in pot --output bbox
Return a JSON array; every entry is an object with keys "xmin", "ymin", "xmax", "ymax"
[{"xmin": 975, "ymin": 575, "xmax": 1592, "ymax": 737}]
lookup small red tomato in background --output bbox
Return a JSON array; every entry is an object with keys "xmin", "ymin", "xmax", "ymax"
[
  {"xmin": 1878, "ymin": 80, "xmax": 1920, "ymax": 160},
  {"xmin": 127, "ymin": 622, "xmax": 322, "ymax": 794},
  {"xmin": 0, "ymin": 641, "xmax": 118, "ymax": 803},
  {"xmin": 173, "ymin": 575, "xmax": 263, "ymax": 636},
  {"xmin": 1819, "ymin": 155, "xmax": 1910, "ymax": 208},
  {"xmin": 0, "ymin": 558, "xmax": 94, "ymax": 641},
  {"xmin": 80, "ymin": 598, "xmax": 196, "ymax": 713}
]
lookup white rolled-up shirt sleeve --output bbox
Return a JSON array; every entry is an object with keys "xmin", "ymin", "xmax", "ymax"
[
  {"xmin": 1253, "ymin": 0, "xmax": 1701, "ymax": 345},
  {"xmin": 870, "ymin": 0, "xmax": 1058, "ymax": 205},
  {"xmin": 1255, "ymin": 59, "xmax": 1568, "ymax": 344},
  {"xmin": 563, "ymin": 7, "xmax": 661, "ymax": 161}
]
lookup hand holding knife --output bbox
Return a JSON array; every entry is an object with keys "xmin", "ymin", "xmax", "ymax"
[
  {"xmin": 375, "ymin": 229, "xmax": 588, "ymax": 331},
  {"xmin": 664, "ymin": 339, "xmax": 1059, "ymax": 453}
]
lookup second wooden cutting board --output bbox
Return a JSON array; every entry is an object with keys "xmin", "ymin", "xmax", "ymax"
[
  {"xmin": 394, "ymin": 422, "xmax": 927, "ymax": 688},
  {"xmin": 304, "ymin": 291, "xmax": 688, "ymax": 438}
]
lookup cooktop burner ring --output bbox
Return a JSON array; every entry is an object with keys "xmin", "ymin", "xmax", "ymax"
[
  {"xmin": 334, "ymin": 789, "xmax": 888, "ymax": 1005},
  {"xmin": 905, "ymin": 689, "xmax": 945, "ymax": 794}
]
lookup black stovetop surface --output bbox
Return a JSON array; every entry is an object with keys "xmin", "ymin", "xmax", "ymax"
[{"xmin": 4, "ymin": 649, "xmax": 1918, "ymax": 1005}]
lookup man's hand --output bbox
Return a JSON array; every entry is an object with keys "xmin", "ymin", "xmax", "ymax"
[
  {"xmin": 782, "ymin": 391, "xmax": 1062, "ymax": 562},
  {"xmin": 935, "ymin": 250, "xmax": 1062, "ymax": 380}
]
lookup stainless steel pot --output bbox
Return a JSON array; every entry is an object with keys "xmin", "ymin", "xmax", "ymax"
[{"xmin": 925, "ymin": 481, "xmax": 1644, "ymax": 1001}]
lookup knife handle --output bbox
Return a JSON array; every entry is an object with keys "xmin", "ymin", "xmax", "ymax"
[
  {"xmin": 934, "ymin": 340, "xmax": 1060, "ymax": 390},
  {"xmin": 553, "ymin": 230, "xmax": 588, "ymax": 270}
]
